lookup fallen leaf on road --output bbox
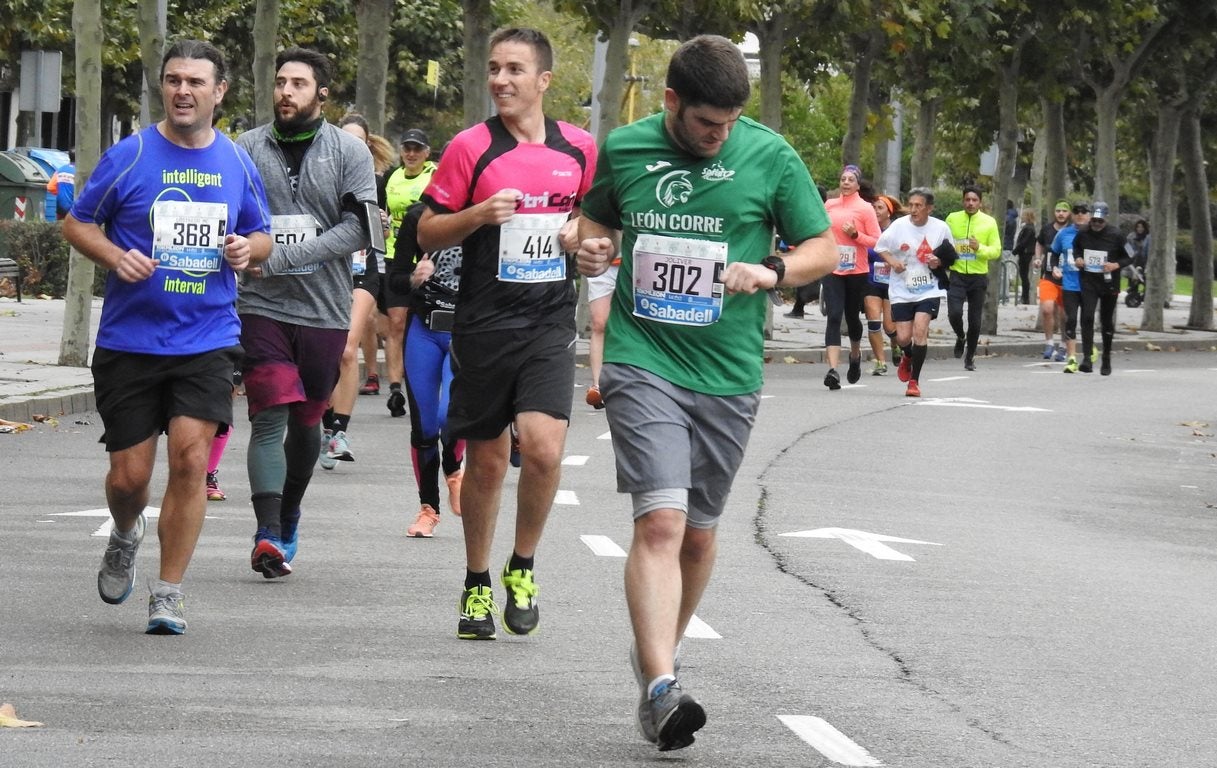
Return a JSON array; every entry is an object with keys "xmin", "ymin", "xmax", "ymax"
[
  {"xmin": 784, "ymin": 356, "xmax": 800, "ymax": 364},
  {"xmin": 0, "ymin": 702, "xmax": 44, "ymax": 728},
  {"xmin": 1181, "ymin": 421, "xmax": 1210, "ymax": 428},
  {"xmin": 1145, "ymin": 342, "xmax": 1162, "ymax": 351}
]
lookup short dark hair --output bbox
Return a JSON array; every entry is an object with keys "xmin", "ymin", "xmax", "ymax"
[
  {"xmin": 489, "ymin": 27, "xmax": 554, "ymax": 73},
  {"xmin": 962, "ymin": 184, "xmax": 984, "ymax": 200},
  {"xmin": 909, "ymin": 187, "xmax": 935, "ymax": 206},
  {"xmin": 666, "ymin": 35, "xmax": 750, "ymax": 110},
  {"xmin": 275, "ymin": 46, "xmax": 333, "ymax": 90},
  {"xmin": 160, "ymin": 39, "xmax": 227, "ymax": 84},
  {"xmin": 338, "ymin": 113, "xmax": 370, "ymax": 135}
]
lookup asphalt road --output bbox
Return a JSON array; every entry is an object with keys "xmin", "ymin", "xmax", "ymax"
[{"xmin": 3, "ymin": 348, "xmax": 1215, "ymax": 767}]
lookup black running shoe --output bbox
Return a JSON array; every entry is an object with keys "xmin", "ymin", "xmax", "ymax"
[
  {"xmin": 823, "ymin": 368, "xmax": 841, "ymax": 391},
  {"xmin": 846, "ymin": 355, "xmax": 862, "ymax": 384},
  {"xmin": 457, "ymin": 586, "xmax": 497, "ymax": 640},
  {"xmin": 501, "ymin": 563, "xmax": 539, "ymax": 635},
  {"xmin": 387, "ymin": 389, "xmax": 406, "ymax": 417}
]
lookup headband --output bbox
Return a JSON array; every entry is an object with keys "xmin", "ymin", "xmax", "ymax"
[{"xmin": 842, "ymin": 164, "xmax": 862, "ymax": 180}]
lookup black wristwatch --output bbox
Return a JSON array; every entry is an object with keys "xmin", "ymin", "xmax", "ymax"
[{"xmin": 761, "ymin": 255, "xmax": 786, "ymax": 285}]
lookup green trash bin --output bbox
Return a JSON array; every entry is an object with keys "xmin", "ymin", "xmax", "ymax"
[{"xmin": 0, "ymin": 152, "xmax": 49, "ymax": 222}]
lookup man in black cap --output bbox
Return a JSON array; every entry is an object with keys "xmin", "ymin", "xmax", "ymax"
[{"xmin": 1070, "ymin": 201, "xmax": 1129, "ymax": 375}]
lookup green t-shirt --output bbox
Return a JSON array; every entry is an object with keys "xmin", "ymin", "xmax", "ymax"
[{"xmin": 581, "ymin": 113, "xmax": 828, "ymax": 395}]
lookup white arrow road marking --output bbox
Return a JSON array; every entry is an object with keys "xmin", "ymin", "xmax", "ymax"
[
  {"xmin": 50, "ymin": 507, "xmax": 162, "ymax": 537},
  {"xmin": 554, "ymin": 490, "xmax": 579, "ymax": 506},
  {"xmin": 781, "ymin": 528, "xmax": 942, "ymax": 561},
  {"xmin": 928, "ymin": 375, "xmax": 968, "ymax": 382},
  {"xmin": 581, "ymin": 534, "xmax": 626, "ymax": 557},
  {"xmin": 562, "ymin": 455, "xmax": 589, "ymax": 466},
  {"xmin": 683, "ymin": 615, "xmax": 721, "ymax": 639},
  {"xmin": 779, "ymin": 715, "xmax": 883, "ymax": 767},
  {"xmin": 581, "ymin": 534, "xmax": 720, "ymax": 638},
  {"xmin": 917, "ymin": 397, "xmax": 1051, "ymax": 412},
  {"xmin": 598, "ymin": 431, "xmax": 612, "ymax": 440}
]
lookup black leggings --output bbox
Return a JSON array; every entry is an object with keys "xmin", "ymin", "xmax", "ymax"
[
  {"xmin": 821, "ymin": 272, "xmax": 867, "ymax": 348},
  {"xmin": 1080, "ymin": 280, "xmax": 1117, "ymax": 356},
  {"xmin": 947, "ymin": 273, "xmax": 988, "ymax": 357}
]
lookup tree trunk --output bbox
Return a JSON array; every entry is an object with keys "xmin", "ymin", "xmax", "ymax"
[
  {"xmin": 753, "ymin": 12, "xmax": 786, "ymax": 132},
  {"xmin": 137, "ymin": 0, "xmax": 165, "ymax": 123},
  {"xmin": 985, "ymin": 57, "xmax": 1021, "ymax": 335},
  {"xmin": 1141, "ymin": 102, "xmax": 1182, "ymax": 331},
  {"xmin": 1181, "ymin": 111, "xmax": 1213, "ymax": 329},
  {"xmin": 1041, "ymin": 96, "xmax": 1067, "ymax": 217},
  {"xmin": 252, "ymin": 0, "xmax": 279, "ymax": 127},
  {"xmin": 1092, "ymin": 87, "xmax": 1121, "ymax": 211},
  {"xmin": 462, "ymin": 0, "xmax": 493, "ymax": 125},
  {"xmin": 841, "ymin": 31, "xmax": 878, "ymax": 166},
  {"xmin": 909, "ymin": 97, "xmax": 939, "ymax": 189},
  {"xmin": 593, "ymin": 0, "xmax": 652, "ymax": 140},
  {"xmin": 354, "ymin": 0, "xmax": 393, "ymax": 133},
  {"xmin": 60, "ymin": 0, "xmax": 103, "ymax": 368}
]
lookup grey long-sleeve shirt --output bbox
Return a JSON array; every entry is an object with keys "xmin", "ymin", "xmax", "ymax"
[{"xmin": 236, "ymin": 121, "xmax": 376, "ymax": 330}]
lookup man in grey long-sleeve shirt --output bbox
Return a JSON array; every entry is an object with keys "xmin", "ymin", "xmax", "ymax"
[{"xmin": 236, "ymin": 46, "xmax": 376, "ymax": 579}]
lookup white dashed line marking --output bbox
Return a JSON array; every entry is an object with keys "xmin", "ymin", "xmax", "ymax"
[
  {"xmin": 598, "ymin": 431, "xmax": 612, "ymax": 440},
  {"xmin": 581, "ymin": 534, "xmax": 626, "ymax": 557},
  {"xmin": 778, "ymin": 715, "xmax": 883, "ymax": 766},
  {"xmin": 554, "ymin": 490, "xmax": 579, "ymax": 506},
  {"xmin": 563, "ymin": 455, "xmax": 589, "ymax": 466}
]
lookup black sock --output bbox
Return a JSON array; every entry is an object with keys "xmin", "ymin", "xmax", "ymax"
[
  {"xmin": 251, "ymin": 492, "xmax": 283, "ymax": 536},
  {"xmin": 389, "ymin": 382, "xmax": 402, "ymax": 392},
  {"xmin": 508, "ymin": 552, "xmax": 534, "ymax": 573},
  {"xmin": 322, "ymin": 408, "xmax": 335, "ymax": 432},
  {"xmin": 465, "ymin": 569, "xmax": 492, "ymax": 591},
  {"xmin": 331, "ymin": 413, "xmax": 350, "ymax": 432}
]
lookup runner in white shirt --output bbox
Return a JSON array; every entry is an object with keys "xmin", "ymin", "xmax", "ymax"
[{"xmin": 873, "ymin": 187, "xmax": 958, "ymax": 397}]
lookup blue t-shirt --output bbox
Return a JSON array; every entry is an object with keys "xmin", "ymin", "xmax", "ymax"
[
  {"xmin": 1050, "ymin": 224, "xmax": 1081, "ymax": 292},
  {"xmin": 72, "ymin": 126, "xmax": 271, "ymax": 354}
]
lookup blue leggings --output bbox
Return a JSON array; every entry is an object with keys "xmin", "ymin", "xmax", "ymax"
[{"xmin": 403, "ymin": 315, "xmax": 465, "ymax": 511}]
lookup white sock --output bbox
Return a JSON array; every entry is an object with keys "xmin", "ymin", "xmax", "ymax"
[{"xmin": 151, "ymin": 579, "xmax": 182, "ymax": 597}]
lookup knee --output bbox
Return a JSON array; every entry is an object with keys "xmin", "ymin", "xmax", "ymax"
[
  {"xmin": 680, "ymin": 526, "xmax": 716, "ymax": 563},
  {"xmin": 634, "ymin": 509, "xmax": 688, "ymax": 550},
  {"xmin": 107, "ymin": 463, "xmax": 152, "ymax": 500},
  {"xmin": 340, "ymin": 343, "xmax": 359, "ymax": 369}
]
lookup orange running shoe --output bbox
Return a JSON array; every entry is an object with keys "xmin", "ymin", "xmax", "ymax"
[{"xmin": 407, "ymin": 505, "xmax": 440, "ymax": 538}]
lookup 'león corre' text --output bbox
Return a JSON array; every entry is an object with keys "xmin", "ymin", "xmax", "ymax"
[{"xmin": 627, "ymin": 211, "xmax": 724, "ymax": 235}]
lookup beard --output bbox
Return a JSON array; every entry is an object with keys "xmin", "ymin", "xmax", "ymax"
[{"xmin": 274, "ymin": 95, "xmax": 322, "ymax": 134}]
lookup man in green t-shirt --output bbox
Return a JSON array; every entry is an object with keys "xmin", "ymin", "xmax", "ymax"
[{"xmin": 576, "ymin": 34, "xmax": 836, "ymax": 753}]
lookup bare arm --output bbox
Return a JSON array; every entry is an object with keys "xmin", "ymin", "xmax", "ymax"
[
  {"xmin": 777, "ymin": 228, "xmax": 838, "ymax": 287},
  {"xmin": 417, "ymin": 188, "xmax": 522, "ymax": 252},
  {"xmin": 61, "ymin": 214, "xmax": 155, "ymax": 283}
]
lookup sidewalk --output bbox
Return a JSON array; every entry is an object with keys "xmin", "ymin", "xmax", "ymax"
[{"xmin": 2, "ymin": 293, "xmax": 1214, "ymax": 422}]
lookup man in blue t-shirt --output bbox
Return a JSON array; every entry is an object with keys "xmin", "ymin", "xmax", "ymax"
[{"xmin": 62, "ymin": 39, "xmax": 272, "ymax": 636}]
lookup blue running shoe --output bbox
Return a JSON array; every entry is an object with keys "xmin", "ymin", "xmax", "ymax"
[
  {"xmin": 280, "ymin": 508, "xmax": 301, "ymax": 563},
  {"xmin": 251, "ymin": 528, "xmax": 292, "ymax": 579}
]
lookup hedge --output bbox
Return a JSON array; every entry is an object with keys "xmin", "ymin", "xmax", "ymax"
[{"xmin": 0, "ymin": 220, "xmax": 106, "ymax": 298}]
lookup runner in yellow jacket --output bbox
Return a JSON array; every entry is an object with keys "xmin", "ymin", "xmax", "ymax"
[{"xmin": 944, "ymin": 184, "xmax": 1002, "ymax": 370}]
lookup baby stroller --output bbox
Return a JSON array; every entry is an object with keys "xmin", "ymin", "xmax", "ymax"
[{"xmin": 1124, "ymin": 264, "xmax": 1145, "ymax": 307}]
